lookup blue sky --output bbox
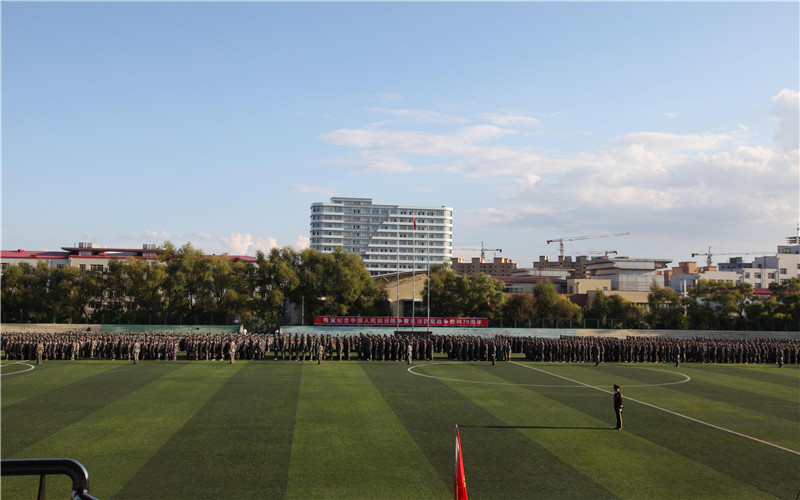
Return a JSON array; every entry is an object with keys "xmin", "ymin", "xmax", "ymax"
[{"xmin": 2, "ymin": 1, "xmax": 798, "ymax": 268}]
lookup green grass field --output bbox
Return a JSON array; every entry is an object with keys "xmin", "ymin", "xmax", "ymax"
[{"xmin": 2, "ymin": 356, "xmax": 799, "ymax": 499}]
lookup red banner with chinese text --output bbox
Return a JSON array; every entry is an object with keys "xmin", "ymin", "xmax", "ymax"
[{"xmin": 313, "ymin": 316, "xmax": 488, "ymax": 327}]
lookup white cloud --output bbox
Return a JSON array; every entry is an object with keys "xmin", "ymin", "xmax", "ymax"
[
  {"xmin": 609, "ymin": 132, "xmax": 735, "ymax": 153},
  {"xmin": 665, "ymin": 112, "xmax": 679, "ymax": 119},
  {"xmin": 222, "ymin": 233, "xmax": 278, "ymax": 255},
  {"xmin": 222, "ymin": 233, "xmax": 254, "ymax": 255},
  {"xmin": 253, "ymin": 237, "xmax": 278, "ymax": 253},
  {"xmin": 370, "ymin": 92, "xmax": 404, "ymax": 104},
  {"xmin": 478, "ymin": 112, "xmax": 539, "ymax": 127},
  {"xmin": 145, "ymin": 230, "xmax": 169, "ymax": 241},
  {"xmin": 367, "ymin": 107, "xmax": 468, "ymax": 124},
  {"xmin": 191, "ymin": 232, "xmax": 215, "ymax": 241},
  {"xmin": 458, "ymin": 208, "xmax": 524, "ymax": 228},
  {"xmin": 319, "ymin": 94, "xmax": 798, "ymax": 252},
  {"xmin": 294, "ymin": 235, "xmax": 310, "ymax": 249},
  {"xmin": 772, "ymin": 89, "xmax": 799, "ymax": 152}
]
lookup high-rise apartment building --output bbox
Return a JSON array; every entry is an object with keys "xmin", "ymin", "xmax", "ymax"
[{"xmin": 310, "ymin": 197, "xmax": 453, "ymax": 275}]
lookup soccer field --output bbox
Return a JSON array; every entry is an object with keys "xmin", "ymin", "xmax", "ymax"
[{"xmin": 2, "ymin": 357, "xmax": 799, "ymax": 499}]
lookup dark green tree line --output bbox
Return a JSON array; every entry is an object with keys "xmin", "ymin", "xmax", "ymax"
[{"xmin": 1, "ymin": 243, "xmax": 388, "ymax": 330}]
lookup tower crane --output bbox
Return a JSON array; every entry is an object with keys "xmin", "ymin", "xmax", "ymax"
[
  {"xmin": 479, "ymin": 241, "xmax": 502, "ymax": 260},
  {"xmin": 691, "ymin": 247, "xmax": 769, "ymax": 267},
  {"xmin": 459, "ymin": 242, "xmax": 502, "ymax": 260},
  {"xmin": 547, "ymin": 232, "xmax": 630, "ymax": 258},
  {"xmin": 571, "ymin": 250, "xmax": 619, "ymax": 258}
]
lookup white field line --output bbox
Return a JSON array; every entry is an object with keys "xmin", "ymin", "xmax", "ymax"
[
  {"xmin": 408, "ymin": 362, "xmax": 691, "ymax": 388},
  {"xmin": 0, "ymin": 361, "xmax": 35, "ymax": 376},
  {"xmin": 510, "ymin": 361, "xmax": 800, "ymax": 457}
]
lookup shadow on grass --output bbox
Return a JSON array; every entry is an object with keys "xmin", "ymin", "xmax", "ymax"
[{"xmin": 460, "ymin": 425, "xmax": 614, "ymax": 430}]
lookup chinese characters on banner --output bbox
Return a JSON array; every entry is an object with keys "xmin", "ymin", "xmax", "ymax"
[{"xmin": 313, "ymin": 316, "xmax": 488, "ymax": 327}]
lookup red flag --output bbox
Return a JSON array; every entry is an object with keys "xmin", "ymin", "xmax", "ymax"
[
  {"xmin": 413, "ymin": 217, "xmax": 417, "ymax": 230},
  {"xmin": 454, "ymin": 425, "xmax": 468, "ymax": 500}
]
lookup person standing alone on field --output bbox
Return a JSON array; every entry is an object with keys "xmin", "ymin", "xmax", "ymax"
[{"xmin": 613, "ymin": 384, "xmax": 624, "ymax": 429}]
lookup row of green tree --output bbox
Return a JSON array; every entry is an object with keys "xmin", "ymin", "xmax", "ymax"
[
  {"xmin": 2, "ymin": 242, "xmax": 799, "ymax": 331},
  {"xmin": 503, "ymin": 278, "xmax": 800, "ymax": 331},
  {"xmin": 1, "ymin": 243, "xmax": 389, "ymax": 329},
  {"xmin": 426, "ymin": 266, "xmax": 799, "ymax": 330}
]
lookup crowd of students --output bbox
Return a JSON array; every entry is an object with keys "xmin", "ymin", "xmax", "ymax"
[{"xmin": 1, "ymin": 330, "xmax": 797, "ymax": 366}]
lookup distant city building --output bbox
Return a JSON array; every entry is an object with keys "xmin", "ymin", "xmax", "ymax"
[
  {"xmin": 666, "ymin": 236, "xmax": 800, "ymax": 294},
  {"xmin": 565, "ymin": 278, "xmax": 611, "ymax": 294},
  {"xmin": 1, "ymin": 242, "xmax": 161, "ymax": 272},
  {"xmin": 451, "ymin": 256, "xmax": 517, "ymax": 277},
  {"xmin": 512, "ymin": 266, "xmax": 572, "ymax": 280},
  {"xmin": 530, "ymin": 254, "xmax": 616, "ymax": 279},
  {"xmin": 0, "ymin": 241, "xmax": 255, "ymax": 273},
  {"xmin": 741, "ymin": 242, "xmax": 800, "ymax": 288},
  {"xmin": 310, "ymin": 197, "xmax": 453, "ymax": 276},
  {"xmin": 584, "ymin": 257, "xmax": 672, "ymax": 292},
  {"xmin": 493, "ymin": 275, "xmax": 567, "ymax": 294}
]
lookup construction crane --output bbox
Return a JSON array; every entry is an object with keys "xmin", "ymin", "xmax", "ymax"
[
  {"xmin": 571, "ymin": 250, "xmax": 619, "ymax": 258},
  {"xmin": 691, "ymin": 247, "xmax": 769, "ymax": 267},
  {"xmin": 547, "ymin": 232, "xmax": 630, "ymax": 258},
  {"xmin": 459, "ymin": 242, "xmax": 502, "ymax": 260},
  {"xmin": 479, "ymin": 242, "xmax": 502, "ymax": 260}
]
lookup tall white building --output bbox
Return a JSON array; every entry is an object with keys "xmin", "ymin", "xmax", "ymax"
[{"xmin": 310, "ymin": 197, "xmax": 453, "ymax": 275}]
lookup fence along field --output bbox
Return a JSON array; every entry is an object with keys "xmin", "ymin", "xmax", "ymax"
[{"xmin": 1, "ymin": 332, "xmax": 799, "ymax": 499}]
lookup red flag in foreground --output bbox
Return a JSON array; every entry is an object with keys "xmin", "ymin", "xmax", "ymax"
[
  {"xmin": 454, "ymin": 425, "xmax": 468, "ymax": 500},
  {"xmin": 414, "ymin": 217, "xmax": 417, "ymax": 230}
]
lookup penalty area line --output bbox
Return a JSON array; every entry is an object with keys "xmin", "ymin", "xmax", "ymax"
[{"xmin": 510, "ymin": 361, "xmax": 800, "ymax": 457}]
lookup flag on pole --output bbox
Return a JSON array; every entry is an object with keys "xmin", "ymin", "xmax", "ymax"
[
  {"xmin": 414, "ymin": 217, "xmax": 417, "ymax": 230},
  {"xmin": 454, "ymin": 425, "xmax": 468, "ymax": 500}
]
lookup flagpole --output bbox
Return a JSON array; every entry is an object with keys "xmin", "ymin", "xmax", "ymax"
[
  {"xmin": 396, "ymin": 224, "xmax": 400, "ymax": 332},
  {"xmin": 454, "ymin": 424, "xmax": 468, "ymax": 500},
  {"xmin": 412, "ymin": 215, "xmax": 415, "ymax": 333},
  {"xmin": 427, "ymin": 226, "xmax": 430, "ymax": 333}
]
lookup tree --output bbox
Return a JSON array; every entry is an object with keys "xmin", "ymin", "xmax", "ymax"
[
  {"xmin": 770, "ymin": 277, "xmax": 800, "ymax": 324},
  {"xmin": 423, "ymin": 267, "xmax": 505, "ymax": 319},
  {"xmin": 585, "ymin": 290, "xmax": 610, "ymax": 327},
  {"xmin": 425, "ymin": 266, "xmax": 463, "ymax": 317},
  {"xmin": 647, "ymin": 282, "xmax": 686, "ymax": 329},
  {"xmin": 501, "ymin": 294, "xmax": 537, "ymax": 325},
  {"xmin": 106, "ymin": 257, "xmax": 167, "ymax": 320},
  {"xmin": 252, "ymin": 247, "xmax": 299, "ymax": 328},
  {"xmin": 606, "ymin": 295, "xmax": 644, "ymax": 327},
  {"xmin": 158, "ymin": 242, "xmax": 212, "ymax": 321},
  {"xmin": 686, "ymin": 279, "xmax": 754, "ymax": 329},
  {"xmin": 293, "ymin": 248, "xmax": 389, "ymax": 321}
]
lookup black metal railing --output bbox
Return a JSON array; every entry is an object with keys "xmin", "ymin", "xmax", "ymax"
[{"xmin": 1, "ymin": 458, "xmax": 100, "ymax": 500}]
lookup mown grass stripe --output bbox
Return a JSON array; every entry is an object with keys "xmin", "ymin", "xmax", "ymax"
[
  {"xmin": 1, "ymin": 360, "xmax": 124, "ymax": 408},
  {"xmin": 594, "ymin": 365, "xmax": 800, "ymax": 450},
  {"xmin": 286, "ymin": 361, "xmax": 447, "ymax": 500},
  {"xmin": 365, "ymin": 362, "xmax": 616, "ymax": 500},
  {"xmin": 540, "ymin": 363, "xmax": 799, "ymax": 437},
  {"xmin": 615, "ymin": 363, "xmax": 800, "ymax": 416},
  {"xmin": 1, "ymin": 361, "xmax": 179, "ymax": 457},
  {"xmin": 441, "ymin": 362, "xmax": 773, "ymax": 499},
  {"xmin": 113, "ymin": 361, "xmax": 302, "ymax": 499},
  {"xmin": 1, "ymin": 361, "xmax": 240, "ymax": 500},
  {"xmin": 723, "ymin": 364, "xmax": 800, "ymax": 387},
  {"xmin": 506, "ymin": 362, "xmax": 800, "ymax": 498}
]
